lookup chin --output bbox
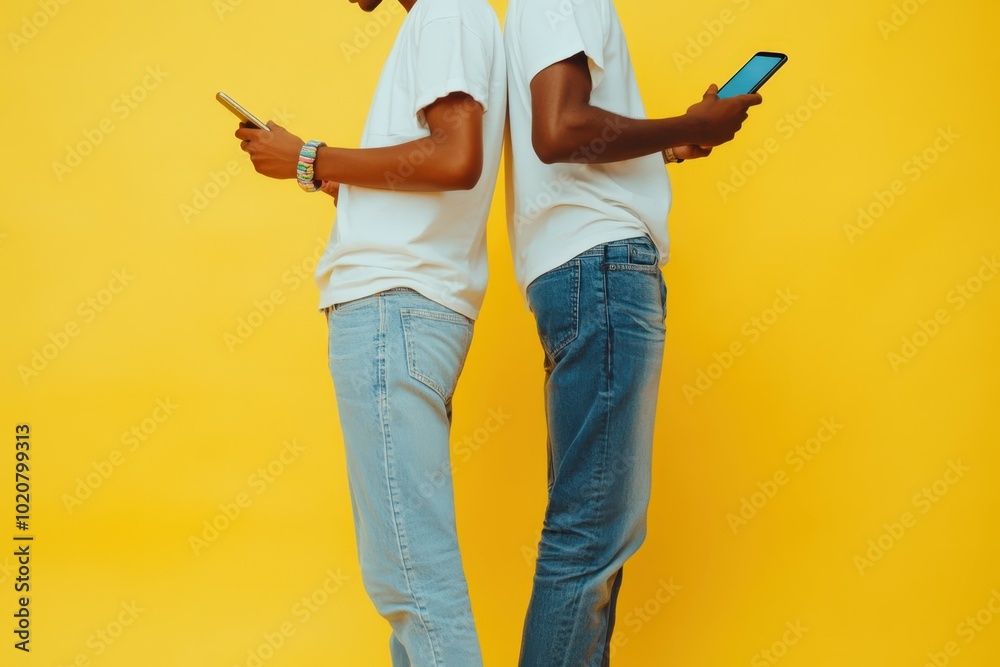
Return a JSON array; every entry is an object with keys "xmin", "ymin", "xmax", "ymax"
[{"xmin": 357, "ymin": 0, "xmax": 384, "ymax": 11}]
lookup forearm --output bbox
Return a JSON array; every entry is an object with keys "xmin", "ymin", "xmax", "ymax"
[
  {"xmin": 536, "ymin": 105, "xmax": 699, "ymax": 165},
  {"xmin": 314, "ymin": 133, "xmax": 481, "ymax": 192}
]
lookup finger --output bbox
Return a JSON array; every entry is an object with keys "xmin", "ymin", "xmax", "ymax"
[
  {"xmin": 240, "ymin": 139, "xmax": 251, "ymax": 152},
  {"xmin": 704, "ymin": 83, "xmax": 719, "ymax": 98},
  {"xmin": 235, "ymin": 127, "xmax": 262, "ymax": 140},
  {"xmin": 740, "ymin": 93, "xmax": 763, "ymax": 107},
  {"xmin": 266, "ymin": 120, "xmax": 281, "ymax": 131}
]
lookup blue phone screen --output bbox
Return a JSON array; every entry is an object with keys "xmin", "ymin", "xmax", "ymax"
[{"xmin": 717, "ymin": 54, "xmax": 784, "ymax": 98}]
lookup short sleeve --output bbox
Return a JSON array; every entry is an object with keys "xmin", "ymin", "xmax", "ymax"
[
  {"xmin": 412, "ymin": 17, "xmax": 493, "ymax": 127},
  {"xmin": 514, "ymin": 0, "xmax": 607, "ymax": 91}
]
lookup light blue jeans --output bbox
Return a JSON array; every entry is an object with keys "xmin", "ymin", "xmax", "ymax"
[
  {"xmin": 519, "ymin": 237, "xmax": 667, "ymax": 667},
  {"xmin": 326, "ymin": 288, "xmax": 482, "ymax": 666}
]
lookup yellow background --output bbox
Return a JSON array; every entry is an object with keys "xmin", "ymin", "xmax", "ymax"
[{"xmin": 2, "ymin": 0, "xmax": 998, "ymax": 665}]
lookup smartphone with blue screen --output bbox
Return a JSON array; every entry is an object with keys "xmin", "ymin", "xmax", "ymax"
[{"xmin": 717, "ymin": 52, "xmax": 787, "ymax": 99}]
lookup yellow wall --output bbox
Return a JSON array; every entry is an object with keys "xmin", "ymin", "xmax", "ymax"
[{"xmin": 2, "ymin": 0, "xmax": 997, "ymax": 665}]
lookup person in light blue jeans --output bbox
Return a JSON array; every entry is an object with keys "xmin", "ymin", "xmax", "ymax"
[
  {"xmin": 326, "ymin": 288, "xmax": 477, "ymax": 666},
  {"xmin": 233, "ymin": 0, "xmax": 507, "ymax": 661}
]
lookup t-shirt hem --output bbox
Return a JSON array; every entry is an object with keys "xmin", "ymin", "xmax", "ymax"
[{"xmin": 318, "ymin": 279, "xmax": 480, "ymax": 321}]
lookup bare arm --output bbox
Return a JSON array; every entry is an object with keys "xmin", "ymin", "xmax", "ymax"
[
  {"xmin": 236, "ymin": 91, "xmax": 485, "ymax": 191},
  {"xmin": 530, "ymin": 52, "xmax": 762, "ymax": 165}
]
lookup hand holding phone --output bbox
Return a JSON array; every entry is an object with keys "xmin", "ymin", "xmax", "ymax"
[
  {"xmin": 685, "ymin": 84, "xmax": 763, "ymax": 147},
  {"xmin": 216, "ymin": 92, "xmax": 270, "ymax": 131}
]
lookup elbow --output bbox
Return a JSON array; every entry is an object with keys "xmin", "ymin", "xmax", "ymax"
[
  {"xmin": 442, "ymin": 152, "xmax": 483, "ymax": 191},
  {"xmin": 453, "ymin": 161, "xmax": 483, "ymax": 191},
  {"xmin": 532, "ymin": 127, "xmax": 567, "ymax": 165},
  {"xmin": 532, "ymin": 111, "xmax": 587, "ymax": 164}
]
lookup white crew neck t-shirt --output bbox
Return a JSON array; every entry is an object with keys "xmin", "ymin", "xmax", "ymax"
[
  {"xmin": 314, "ymin": 0, "xmax": 506, "ymax": 320},
  {"xmin": 503, "ymin": 0, "xmax": 672, "ymax": 295}
]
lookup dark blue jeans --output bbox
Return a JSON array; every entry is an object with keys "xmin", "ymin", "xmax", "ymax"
[{"xmin": 519, "ymin": 236, "xmax": 667, "ymax": 667}]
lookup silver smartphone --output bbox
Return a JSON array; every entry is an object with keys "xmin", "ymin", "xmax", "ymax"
[{"xmin": 216, "ymin": 92, "xmax": 270, "ymax": 131}]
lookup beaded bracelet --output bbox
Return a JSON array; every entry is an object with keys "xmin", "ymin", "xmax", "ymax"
[
  {"xmin": 297, "ymin": 140, "xmax": 326, "ymax": 192},
  {"xmin": 663, "ymin": 147, "xmax": 684, "ymax": 164}
]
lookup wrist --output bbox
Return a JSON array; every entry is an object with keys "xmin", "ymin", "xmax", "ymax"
[
  {"xmin": 676, "ymin": 113, "xmax": 705, "ymax": 148},
  {"xmin": 297, "ymin": 140, "xmax": 326, "ymax": 192}
]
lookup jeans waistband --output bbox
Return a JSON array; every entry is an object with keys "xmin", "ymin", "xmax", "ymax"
[{"xmin": 575, "ymin": 236, "xmax": 655, "ymax": 259}]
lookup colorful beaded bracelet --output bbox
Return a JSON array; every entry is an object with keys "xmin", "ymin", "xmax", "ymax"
[{"xmin": 297, "ymin": 140, "xmax": 326, "ymax": 192}]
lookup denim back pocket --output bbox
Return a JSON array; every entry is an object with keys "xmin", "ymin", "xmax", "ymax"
[
  {"xmin": 526, "ymin": 260, "xmax": 581, "ymax": 360},
  {"xmin": 400, "ymin": 308, "xmax": 473, "ymax": 402}
]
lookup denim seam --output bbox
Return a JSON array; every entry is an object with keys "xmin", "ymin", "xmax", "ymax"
[
  {"xmin": 378, "ymin": 298, "xmax": 442, "ymax": 665},
  {"xmin": 548, "ymin": 261, "xmax": 581, "ymax": 358},
  {"xmin": 604, "ymin": 263, "xmax": 659, "ymax": 275},
  {"xmin": 593, "ymin": 258, "xmax": 616, "ymax": 665}
]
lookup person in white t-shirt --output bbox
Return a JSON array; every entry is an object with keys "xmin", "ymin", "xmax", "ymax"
[
  {"xmin": 235, "ymin": 0, "xmax": 505, "ymax": 664},
  {"xmin": 504, "ymin": 1, "xmax": 762, "ymax": 664}
]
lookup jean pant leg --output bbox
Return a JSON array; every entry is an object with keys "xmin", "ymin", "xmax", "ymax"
[
  {"xmin": 520, "ymin": 238, "xmax": 667, "ymax": 667},
  {"xmin": 328, "ymin": 291, "xmax": 483, "ymax": 667}
]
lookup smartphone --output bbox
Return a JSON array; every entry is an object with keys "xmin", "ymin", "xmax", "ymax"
[
  {"xmin": 216, "ymin": 92, "xmax": 270, "ymax": 131},
  {"xmin": 717, "ymin": 52, "xmax": 787, "ymax": 99}
]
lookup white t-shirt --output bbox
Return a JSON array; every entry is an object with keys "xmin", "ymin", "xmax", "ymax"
[
  {"xmin": 314, "ymin": 0, "xmax": 506, "ymax": 320},
  {"xmin": 503, "ymin": 0, "xmax": 672, "ymax": 295}
]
